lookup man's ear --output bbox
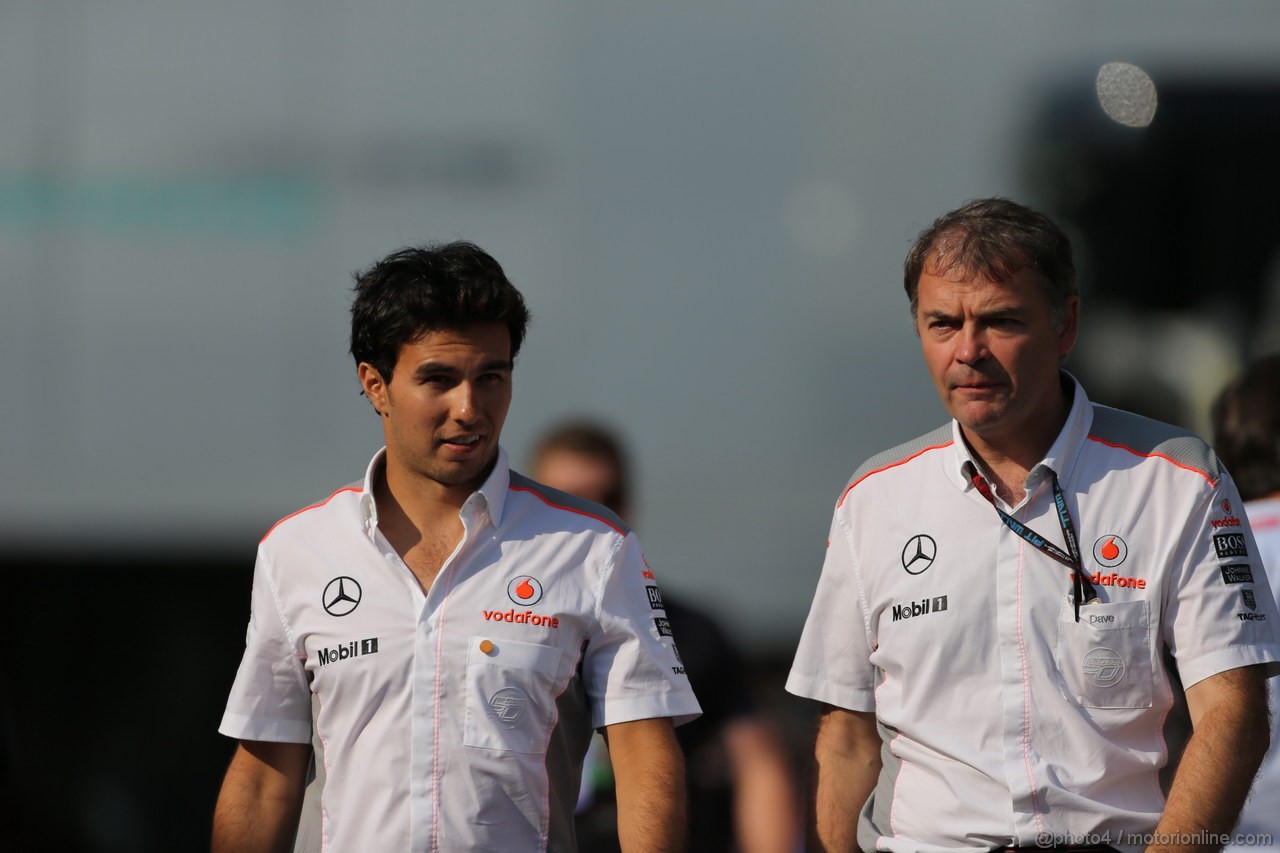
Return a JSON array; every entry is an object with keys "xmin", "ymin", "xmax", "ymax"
[
  {"xmin": 1056, "ymin": 296, "xmax": 1081, "ymax": 358},
  {"xmin": 357, "ymin": 363, "xmax": 390, "ymax": 416}
]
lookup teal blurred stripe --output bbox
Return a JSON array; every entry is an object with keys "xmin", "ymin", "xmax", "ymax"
[{"xmin": 0, "ymin": 174, "xmax": 319, "ymax": 238}]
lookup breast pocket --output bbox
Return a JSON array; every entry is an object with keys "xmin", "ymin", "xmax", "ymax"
[
  {"xmin": 464, "ymin": 636, "xmax": 563, "ymax": 753},
  {"xmin": 1056, "ymin": 599, "xmax": 1153, "ymax": 709}
]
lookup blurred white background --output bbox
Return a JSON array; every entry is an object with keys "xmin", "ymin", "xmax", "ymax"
[{"xmin": 3, "ymin": 1, "xmax": 1279, "ymax": 652}]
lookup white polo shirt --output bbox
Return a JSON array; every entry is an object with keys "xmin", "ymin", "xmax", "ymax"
[
  {"xmin": 220, "ymin": 447, "xmax": 700, "ymax": 853},
  {"xmin": 1225, "ymin": 496, "xmax": 1280, "ymax": 851},
  {"xmin": 788, "ymin": 376, "xmax": 1280, "ymax": 853}
]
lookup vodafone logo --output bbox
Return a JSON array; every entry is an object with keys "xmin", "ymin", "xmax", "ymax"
[
  {"xmin": 506, "ymin": 575, "xmax": 544, "ymax": 606},
  {"xmin": 1092, "ymin": 535, "xmax": 1128, "ymax": 568}
]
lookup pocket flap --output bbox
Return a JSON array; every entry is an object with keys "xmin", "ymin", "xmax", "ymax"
[
  {"xmin": 1062, "ymin": 598, "xmax": 1149, "ymax": 631},
  {"xmin": 468, "ymin": 635, "xmax": 561, "ymax": 676}
]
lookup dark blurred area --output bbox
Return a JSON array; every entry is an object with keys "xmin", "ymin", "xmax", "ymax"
[
  {"xmin": 0, "ymin": 550, "xmax": 253, "ymax": 852},
  {"xmin": 0, "ymin": 548, "xmax": 814, "ymax": 853},
  {"xmin": 1027, "ymin": 76, "xmax": 1280, "ymax": 432}
]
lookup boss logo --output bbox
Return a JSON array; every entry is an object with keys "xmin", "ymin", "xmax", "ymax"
[{"xmin": 1213, "ymin": 533, "xmax": 1248, "ymax": 559}]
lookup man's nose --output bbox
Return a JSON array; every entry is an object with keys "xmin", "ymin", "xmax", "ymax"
[
  {"xmin": 451, "ymin": 382, "xmax": 479, "ymax": 423},
  {"xmin": 954, "ymin": 325, "xmax": 988, "ymax": 364}
]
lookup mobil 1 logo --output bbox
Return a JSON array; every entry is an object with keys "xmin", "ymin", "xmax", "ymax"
[
  {"xmin": 891, "ymin": 595, "xmax": 949, "ymax": 622},
  {"xmin": 318, "ymin": 637, "xmax": 380, "ymax": 667},
  {"xmin": 1213, "ymin": 533, "xmax": 1248, "ymax": 559}
]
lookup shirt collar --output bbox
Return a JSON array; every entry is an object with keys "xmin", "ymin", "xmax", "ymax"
[
  {"xmin": 357, "ymin": 445, "xmax": 512, "ymax": 539},
  {"xmin": 475, "ymin": 446, "xmax": 511, "ymax": 527},
  {"xmin": 1036, "ymin": 372, "xmax": 1093, "ymax": 485},
  {"xmin": 948, "ymin": 371, "xmax": 1095, "ymax": 494}
]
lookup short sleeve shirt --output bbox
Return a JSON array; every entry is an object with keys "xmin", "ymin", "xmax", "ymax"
[
  {"xmin": 220, "ymin": 447, "xmax": 700, "ymax": 852},
  {"xmin": 787, "ymin": 376, "xmax": 1280, "ymax": 853},
  {"xmin": 1225, "ymin": 496, "xmax": 1280, "ymax": 851}
]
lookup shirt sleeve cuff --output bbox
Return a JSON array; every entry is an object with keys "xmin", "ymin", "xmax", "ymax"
[
  {"xmin": 785, "ymin": 671, "xmax": 876, "ymax": 712},
  {"xmin": 218, "ymin": 712, "xmax": 313, "ymax": 744},
  {"xmin": 593, "ymin": 694, "xmax": 703, "ymax": 730},
  {"xmin": 1176, "ymin": 645, "xmax": 1280, "ymax": 689}
]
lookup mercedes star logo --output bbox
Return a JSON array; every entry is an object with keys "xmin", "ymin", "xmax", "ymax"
[
  {"xmin": 323, "ymin": 576, "xmax": 363, "ymax": 617},
  {"xmin": 901, "ymin": 534, "xmax": 937, "ymax": 575}
]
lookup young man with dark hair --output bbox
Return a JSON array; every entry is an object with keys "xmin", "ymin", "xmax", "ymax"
[
  {"xmin": 213, "ymin": 241, "xmax": 699, "ymax": 852},
  {"xmin": 788, "ymin": 199, "xmax": 1279, "ymax": 852}
]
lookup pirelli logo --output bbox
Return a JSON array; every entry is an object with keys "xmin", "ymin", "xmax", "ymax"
[
  {"xmin": 645, "ymin": 585, "xmax": 665, "ymax": 610},
  {"xmin": 1213, "ymin": 533, "xmax": 1248, "ymax": 559},
  {"xmin": 1220, "ymin": 564, "xmax": 1254, "ymax": 585}
]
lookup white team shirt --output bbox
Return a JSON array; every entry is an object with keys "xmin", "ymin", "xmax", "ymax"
[
  {"xmin": 220, "ymin": 447, "xmax": 700, "ymax": 852},
  {"xmin": 788, "ymin": 376, "xmax": 1280, "ymax": 853},
  {"xmin": 1226, "ymin": 496, "xmax": 1280, "ymax": 851}
]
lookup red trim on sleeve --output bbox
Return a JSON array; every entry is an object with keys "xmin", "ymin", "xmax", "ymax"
[
  {"xmin": 837, "ymin": 441, "xmax": 954, "ymax": 508},
  {"xmin": 508, "ymin": 486, "xmax": 628, "ymax": 535},
  {"xmin": 1085, "ymin": 436, "xmax": 1216, "ymax": 486},
  {"xmin": 261, "ymin": 486, "xmax": 364, "ymax": 543}
]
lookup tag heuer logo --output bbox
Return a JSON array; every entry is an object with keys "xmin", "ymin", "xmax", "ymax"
[{"xmin": 1243, "ymin": 589, "xmax": 1257, "ymax": 611}]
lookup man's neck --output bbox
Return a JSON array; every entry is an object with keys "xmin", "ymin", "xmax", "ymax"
[
  {"xmin": 963, "ymin": 378, "xmax": 1073, "ymax": 506},
  {"xmin": 372, "ymin": 458, "xmax": 495, "ymax": 591},
  {"xmin": 964, "ymin": 448, "xmax": 1031, "ymax": 507},
  {"xmin": 375, "ymin": 456, "xmax": 490, "ymax": 547}
]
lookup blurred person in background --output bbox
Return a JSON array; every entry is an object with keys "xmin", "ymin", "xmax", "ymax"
[
  {"xmin": 212, "ymin": 242, "xmax": 699, "ymax": 852},
  {"xmin": 788, "ymin": 198, "xmax": 1279, "ymax": 852},
  {"xmin": 532, "ymin": 421, "xmax": 803, "ymax": 853},
  {"xmin": 1212, "ymin": 353, "xmax": 1280, "ymax": 851}
]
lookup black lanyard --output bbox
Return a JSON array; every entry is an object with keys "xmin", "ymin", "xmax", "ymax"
[{"xmin": 963, "ymin": 461, "xmax": 1099, "ymax": 621}]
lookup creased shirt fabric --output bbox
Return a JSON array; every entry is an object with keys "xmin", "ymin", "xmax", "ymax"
[
  {"xmin": 220, "ymin": 447, "xmax": 699, "ymax": 852},
  {"xmin": 788, "ymin": 376, "xmax": 1280, "ymax": 853}
]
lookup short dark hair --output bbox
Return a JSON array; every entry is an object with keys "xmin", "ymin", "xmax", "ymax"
[
  {"xmin": 1211, "ymin": 353, "xmax": 1280, "ymax": 502},
  {"xmin": 532, "ymin": 420, "xmax": 630, "ymax": 516},
  {"xmin": 349, "ymin": 241, "xmax": 531, "ymax": 381},
  {"xmin": 903, "ymin": 197, "xmax": 1078, "ymax": 327}
]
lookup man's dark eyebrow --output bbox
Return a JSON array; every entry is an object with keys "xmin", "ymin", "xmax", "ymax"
[
  {"xmin": 412, "ymin": 359, "xmax": 512, "ymax": 377},
  {"xmin": 973, "ymin": 304, "xmax": 1026, "ymax": 320},
  {"xmin": 921, "ymin": 305, "xmax": 1024, "ymax": 322},
  {"xmin": 412, "ymin": 361, "xmax": 459, "ymax": 377}
]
